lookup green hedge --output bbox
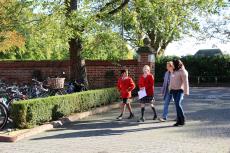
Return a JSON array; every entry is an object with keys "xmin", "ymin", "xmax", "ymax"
[
  {"xmin": 11, "ymin": 88, "xmax": 119, "ymax": 129},
  {"xmin": 155, "ymin": 55, "xmax": 230, "ymax": 83}
]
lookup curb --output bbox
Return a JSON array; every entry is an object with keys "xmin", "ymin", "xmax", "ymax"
[{"xmin": 0, "ymin": 102, "xmax": 120, "ymax": 142}]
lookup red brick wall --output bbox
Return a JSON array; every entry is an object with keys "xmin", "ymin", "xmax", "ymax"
[
  {"xmin": 0, "ymin": 57, "xmax": 154, "ymax": 89},
  {"xmin": 86, "ymin": 60, "xmax": 138, "ymax": 89},
  {"xmin": 0, "ymin": 60, "xmax": 70, "ymax": 84}
]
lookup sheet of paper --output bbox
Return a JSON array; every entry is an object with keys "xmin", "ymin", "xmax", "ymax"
[{"xmin": 138, "ymin": 88, "xmax": 147, "ymax": 99}]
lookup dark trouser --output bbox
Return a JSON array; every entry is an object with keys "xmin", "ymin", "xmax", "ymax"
[
  {"xmin": 122, "ymin": 98, "xmax": 128, "ymax": 104},
  {"xmin": 171, "ymin": 89, "xmax": 185, "ymax": 124}
]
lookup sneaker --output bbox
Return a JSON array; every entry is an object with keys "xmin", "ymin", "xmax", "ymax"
[
  {"xmin": 153, "ymin": 115, "xmax": 158, "ymax": 120},
  {"xmin": 159, "ymin": 118, "xmax": 166, "ymax": 122},
  {"xmin": 137, "ymin": 117, "xmax": 145, "ymax": 122},
  {"xmin": 127, "ymin": 113, "xmax": 134, "ymax": 119}
]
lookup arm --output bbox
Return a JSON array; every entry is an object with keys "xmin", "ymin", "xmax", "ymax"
[
  {"xmin": 161, "ymin": 72, "xmax": 167, "ymax": 94},
  {"xmin": 128, "ymin": 78, "xmax": 135, "ymax": 91},
  {"xmin": 138, "ymin": 76, "xmax": 144, "ymax": 89},
  {"xmin": 147, "ymin": 75, "xmax": 154, "ymax": 90},
  {"xmin": 181, "ymin": 70, "xmax": 189, "ymax": 95},
  {"xmin": 117, "ymin": 79, "xmax": 121, "ymax": 91}
]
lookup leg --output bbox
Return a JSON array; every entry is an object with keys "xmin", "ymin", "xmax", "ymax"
[
  {"xmin": 116, "ymin": 100, "xmax": 126, "ymax": 120},
  {"xmin": 162, "ymin": 93, "xmax": 173, "ymax": 120},
  {"xmin": 138, "ymin": 103, "xmax": 145, "ymax": 122},
  {"xmin": 177, "ymin": 93, "xmax": 185, "ymax": 124},
  {"xmin": 121, "ymin": 103, "xmax": 126, "ymax": 115},
  {"xmin": 172, "ymin": 91, "xmax": 185, "ymax": 126},
  {"xmin": 172, "ymin": 91, "xmax": 180, "ymax": 123},
  {"xmin": 150, "ymin": 101, "xmax": 157, "ymax": 120},
  {"xmin": 126, "ymin": 101, "xmax": 134, "ymax": 119}
]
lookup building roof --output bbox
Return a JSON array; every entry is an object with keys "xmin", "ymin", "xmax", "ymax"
[{"xmin": 194, "ymin": 49, "xmax": 223, "ymax": 57}]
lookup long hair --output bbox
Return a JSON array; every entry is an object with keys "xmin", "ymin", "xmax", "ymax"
[{"xmin": 173, "ymin": 59, "xmax": 184, "ymax": 71}]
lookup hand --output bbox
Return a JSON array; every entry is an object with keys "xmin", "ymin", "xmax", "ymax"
[{"xmin": 140, "ymin": 87, "xmax": 145, "ymax": 90}]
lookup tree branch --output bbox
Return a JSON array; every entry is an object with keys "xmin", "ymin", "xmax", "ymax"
[
  {"xmin": 108, "ymin": 0, "xmax": 130, "ymax": 15},
  {"xmin": 99, "ymin": 0, "xmax": 117, "ymax": 12},
  {"xmin": 97, "ymin": 0, "xmax": 130, "ymax": 18}
]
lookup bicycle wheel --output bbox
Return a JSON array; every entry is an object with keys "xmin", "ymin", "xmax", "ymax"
[{"xmin": 0, "ymin": 103, "xmax": 8, "ymax": 130}]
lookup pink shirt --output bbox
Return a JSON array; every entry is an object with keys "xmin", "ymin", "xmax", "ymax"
[{"xmin": 169, "ymin": 68, "xmax": 189, "ymax": 95}]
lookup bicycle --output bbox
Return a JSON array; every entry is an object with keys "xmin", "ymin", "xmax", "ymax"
[
  {"xmin": 65, "ymin": 80, "xmax": 87, "ymax": 94},
  {"xmin": 0, "ymin": 86, "xmax": 27, "ymax": 130},
  {"xmin": 29, "ymin": 74, "xmax": 67, "ymax": 98},
  {"xmin": 28, "ymin": 79, "xmax": 49, "ymax": 98}
]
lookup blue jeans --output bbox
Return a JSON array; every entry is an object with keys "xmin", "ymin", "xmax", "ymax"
[
  {"xmin": 162, "ymin": 93, "xmax": 173, "ymax": 119},
  {"xmin": 171, "ymin": 89, "xmax": 185, "ymax": 124}
]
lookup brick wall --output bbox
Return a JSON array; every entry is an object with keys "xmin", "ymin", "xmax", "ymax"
[
  {"xmin": 0, "ymin": 60, "xmax": 70, "ymax": 84},
  {"xmin": 0, "ymin": 55, "xmax": 154, "ymax": 89},
  {"xmin": 86, "ymin": 60, "xmax": 138, "ymax": 89}
]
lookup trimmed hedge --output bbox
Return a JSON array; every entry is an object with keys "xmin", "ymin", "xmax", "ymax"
[
  {"xmin": 11, "ymin": 88, "xmax": 119, "ymax": 129},
  {"xmin": 155, "ymin": 55, "xmax": 230, "ymax": 83}
]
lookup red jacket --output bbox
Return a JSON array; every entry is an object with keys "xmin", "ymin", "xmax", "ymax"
[
  {"xmin": 117, "ymin": 77, "xmax": 135, "ymax": 98},
  {"xmin": 138, "ymin": 74, "xmax": 155, "ymax": 96}
]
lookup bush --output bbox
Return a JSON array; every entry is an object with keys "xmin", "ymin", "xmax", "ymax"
[
  {"xmin": 11, "ymin": 88, "xmax": 119, "ymax": 129},
  {"xmin": 155, "ymin": 55, "xmax": 230, "ymax": 83}
]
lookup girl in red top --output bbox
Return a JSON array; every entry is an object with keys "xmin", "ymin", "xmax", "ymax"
[
  {"xmin": 138, "ymin": 65, "xmax": 157, "ymax": 122},
  {"xmin": 116, "ymin": 69, "xmax": 135, "ymax": 120}
]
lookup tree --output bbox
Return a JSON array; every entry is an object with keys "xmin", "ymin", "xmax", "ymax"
[
  {"xmin": 102, "ymin": 0, "xmax": 225, "ymax": 56},
  {"xmin": 64, "ymin": 0, "xmax": 130, "ymax": 83},
  {"xmin": 0, "ymin": 0, "xmax": 25, "ymax": 52},
  {"xmin": 82, "ymin": 30, "xmax": 130, "ymax": 60},
  {"xmin": 197, "ymin": 1, "xmax": 230, "ymax": 43}
]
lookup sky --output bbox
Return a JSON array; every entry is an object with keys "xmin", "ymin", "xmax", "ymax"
[
  {"xmin": 165, "ymin": 37, "xmax": 230, "ymax": 56},
  {"xmin": 165, "ymin": 1, "xmax": 230, "ymax": 57}
]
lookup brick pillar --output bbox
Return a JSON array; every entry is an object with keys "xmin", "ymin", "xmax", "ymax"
[
  {"xmin": 136, "ymin": 51, "xmax": 156, "ymax": 79},
  {"xmin": 136, "ymin": 38, "xmax": 156, "ymax": 81}
]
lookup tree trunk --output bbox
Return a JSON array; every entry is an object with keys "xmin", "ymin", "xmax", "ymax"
[
  {"xmin": 69, "ymin": 39, "xmax": 88, "ymax": 84},
  {"xmin": 67, "ymin": 0, "xmax": 88, "ymax": 87}
]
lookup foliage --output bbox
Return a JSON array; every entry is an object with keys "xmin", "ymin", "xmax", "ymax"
[
  {"xmin": 155, "ymin": 55, "xmax": 230, "ymax": 83},
  {"xmin": 0, "ymin": 31, "xmax": 25, "ymax": 52},
  {"xmin": 0, "ymin": 0, "xmax": 26, "ymax": 52},
  {"xmin": 0, "ymin": 0, "xmax": 226, "ymax": 60},
  {"xmin": 82, "ymin": 30, "xmax": 130, "ymax": 60},
  {"xmin": 11, "ymin": 87, "xmax": 119, "ymax": 129},
  {"xmin": 103, "ymin": 0, "xmax": 225, "ymax": 55},
  {"xmin": 196, "ymin": 1, "xmax": 230, "ymax": 43},
  {"xmin": 0, "ymin": 0, "xmax": 131, "ymax": 60}
]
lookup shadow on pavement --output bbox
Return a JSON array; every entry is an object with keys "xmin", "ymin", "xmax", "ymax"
[
  {"xmin": 31, "ymin": 87, "xmax": 230, "ymax": 140},
  {"xmin": 31, "ymin": 123, "xmax": 172, "ymax": 140}
]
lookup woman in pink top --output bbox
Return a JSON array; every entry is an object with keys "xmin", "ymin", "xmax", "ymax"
[{"xmin": 170, "ymin": 59, "xmax": 189, "ymax": 126}]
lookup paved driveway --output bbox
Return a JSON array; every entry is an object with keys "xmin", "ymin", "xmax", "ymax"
[{"xmin": 0, "ymin": 87, "xmax": 229, "ymax": 153}]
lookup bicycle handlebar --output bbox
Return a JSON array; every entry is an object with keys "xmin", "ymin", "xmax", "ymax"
[
  {"xmin": 32, "ymin": 79, "xmax": 48, "ymax": 92},
  {"xmin": 32, "ymin": 79, "xmax": 42, "ymax": 84}
]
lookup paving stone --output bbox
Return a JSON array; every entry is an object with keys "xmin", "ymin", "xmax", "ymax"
[{"xmin": 0, "ymin": 87, "xmax": 229, "ymax": 153}]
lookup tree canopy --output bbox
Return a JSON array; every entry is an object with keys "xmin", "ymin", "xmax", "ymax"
[
  {"xmin": 0, "ymin": 0, "xmax": 25, "ymax": 52},
  {"xmin": 104, "ymin": 0, "xmax": 226, "ymax": 55},
  {"xmin": 0, "ymin": 0, "xmax": 227, "ymax": 59}
]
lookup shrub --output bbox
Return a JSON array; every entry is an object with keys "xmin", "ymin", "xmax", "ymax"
[
  {"xmin": 155, "ymin": 55, "xmax": 230, "ymax": 83},
  {"xmin": 11, "ymin": 88, "xmax": 119, "ymax": 129}
]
